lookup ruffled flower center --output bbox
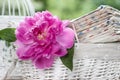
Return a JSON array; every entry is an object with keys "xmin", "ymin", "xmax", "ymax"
[{"xmin": 37, "ymin": 33, "xmax": 47, "ymax": 40}]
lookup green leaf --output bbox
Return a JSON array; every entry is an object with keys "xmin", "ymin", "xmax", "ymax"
[
  {"xmin": 60, "ymin": 45, "xmax": 74, "ymax": 71},
  {"xmin": 0, "ymin": 28, "xmax": 16, "ymax": 42}
]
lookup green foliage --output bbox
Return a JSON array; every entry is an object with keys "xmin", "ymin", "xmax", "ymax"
[
  {"xmin": 60, "ymin": 45, "xmax": 74, "ymax": 71},
  {"xmin": 0, "ymin": 28, "xmax": 16, "ymax": 42},
  {"xmin": 33, "ymin": 0, "xmax": 120, "ymax": 20},
  {"xmin": 92, "ymin": 0, "xmax": 120, "ymax": 10}
]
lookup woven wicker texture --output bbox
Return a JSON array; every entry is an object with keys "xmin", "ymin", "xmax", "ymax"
[
  {"xmin": 0, "ymin": 16, "xmax": 24, "ymax": 80},
  {"xmin": 72, "ymin": 5, "xmax": 120, "ymax": 43},
  {"xmin": 1, "ymin": 5, "xmax": 120, "ymax": 80}
]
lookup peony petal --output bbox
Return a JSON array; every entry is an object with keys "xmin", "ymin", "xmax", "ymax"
[
  {"xmin": 33, "ymin": 55, "xmax": 55, "ymax": 69},
  {"xmin": 61, "ymin": 20, "xmax": 70, "ymax": 28},
  {"xmin": 34, "ymin": 12, "xmax": 43, "ymax": 21},
  {"xmin": 51, "ymin": 42, "xmax": 61, "ymax": 54},
  {"xmin": 24, "ymin": 17, "xmax": 35, "ymax": 27},
  {"xmin": 16, "ymin": 44, "xmax": 31, "ymax": 60},
  {"xmin": 16, "ymin": 22, "xmax": 34, "ymax": 44},
  {"xmin": 55, "ymin": 46, "xmax": 67, "ymax": 57},
  {"xmin": 56, "ymin": 27, "xmax": 75, "ymax": 48},
  {"xmin": 49, "ymin": 18, "xmax": 63, "ymax": 35},
  {"xmin": 51, "ymin": 42, "xmax": 67, "ymax": 57},
  {"xmin": 16, "ymin": 40, "xmax": 36, "ymax": 60},
  {"xmin": 16, "ymin": 47, "xmax": 31, "ymax": 60}
]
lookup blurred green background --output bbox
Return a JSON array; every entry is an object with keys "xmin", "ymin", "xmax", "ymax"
[
  {"xmin": 0, "ymin": 0, "xmax": 120, "ymax": 20},
  {"xmin": 32, "ymin": 0, "xmax": 120, "ymax": 20}
]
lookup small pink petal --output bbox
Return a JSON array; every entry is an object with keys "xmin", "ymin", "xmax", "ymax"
[
  {"xmin": 16, "ymin": 40, "xmax": 36, "ymax": 60},
  {"xmin": 56, "ymin": 28, "xmax": 75, "ymax": 48},
  {"xmin": 55, "ymin": 47, "xmax": 67, "ymax": 57},
  {"xmin": 62, "ymin": 20, "xmax": 70, "ymax": 28},
  {"xmin": 51, "ymin": 42, "xmax": 67, "ymax": 57},
  {"xmin": 33, "ymin": 55, "xmax": 55, "ymax": 69},
  {"xmin": 25, "ymin": 17, "xmax": 35, "ymax": 26},
  {"xmin": 16, "ymin": 46, "xmax": 31, "ymax": 60},
  {"xmin": 51, "ymin": 42, "xmax": 60, "ymax": 54},
  {"xmin": 34, "ymin": 12, "xmax": 42, "ymax": 21}
]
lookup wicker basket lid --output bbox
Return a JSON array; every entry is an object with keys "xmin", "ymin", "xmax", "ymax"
[{"xmin": 71, "ymin": 5, "xmax": 120, "ymax": 43}]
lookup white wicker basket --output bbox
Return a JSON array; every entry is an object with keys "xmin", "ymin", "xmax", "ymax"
[{"xmin": 1, "ymin": 5, "xmax": 120, "ymax": 80}]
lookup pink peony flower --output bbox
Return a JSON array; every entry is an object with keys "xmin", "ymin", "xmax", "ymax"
[{"xmin": 15, "ymin": 11, "xmax": 74, "ymax": 69}]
